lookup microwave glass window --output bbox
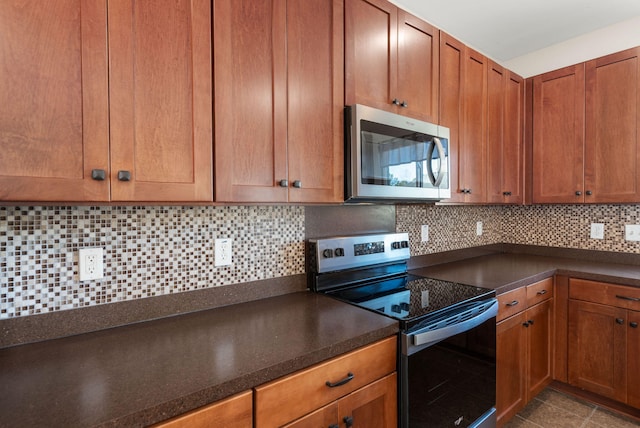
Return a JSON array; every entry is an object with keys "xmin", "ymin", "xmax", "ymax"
[{"xmin": 360, "ymin": 120, "xmax": 448, "ymax": 188}]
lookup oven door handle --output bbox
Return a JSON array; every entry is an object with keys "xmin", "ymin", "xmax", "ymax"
[{"xmin": 411, "ymin": 299, "xmax": 498, "ymax": 349}]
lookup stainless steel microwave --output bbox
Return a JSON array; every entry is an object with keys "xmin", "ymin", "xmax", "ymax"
[{"xmin": 345, "ymin": 104, "xmax": 450, "ymax": 203}]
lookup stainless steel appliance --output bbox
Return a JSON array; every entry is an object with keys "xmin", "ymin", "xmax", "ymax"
[
  {"xmin": 308, "ymin": 233, "xmax": 497, "ymax": 428},
  {"xmin": 345, "ymin": 105, "xmax": 451, "ymax": 203}
]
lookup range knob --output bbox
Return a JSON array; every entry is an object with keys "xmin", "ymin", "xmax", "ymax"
[
  {"xmin": 391, "ymin": 242, "xmax": 401, "ymax": 250},
  {"xmin": 391, "ymin": 304, "xmax": 402, "ymax": 313},
  {"xmin": 334, "ymin": 247, "xmax": 345, "ymax": 257},
  {"xmin": 322, "ymin": 249, "xmax": 334, "ymax": 258},
  {"xmin": 401, "ymin": 240, "xmax": 409, "ymax": 248},
  {"xmin": 400, "ymin": 302, "xmax": 410, "ymax": 311}
]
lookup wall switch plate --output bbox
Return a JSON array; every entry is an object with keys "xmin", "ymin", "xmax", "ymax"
[
  {"xmin": 625, "ymin": 225, "xmax": 640, "ymax": 241},
  {"xmin": 79, "ymin": 247, "xmax": 104, "ymax": 281},
  {"xmin": 421, "ymin": 225, "xmax": 429, "ymax": 242},
  {"xmin": 590, "ymin": 223, "xmax": 604, "ymax": 239},
  {"xmin": 215, "ymin": 238, "xmax": 233, "ymax": 266},
  {"xmin": 476, "ymin": 221, "xmax": 483, "ymax": 236}
]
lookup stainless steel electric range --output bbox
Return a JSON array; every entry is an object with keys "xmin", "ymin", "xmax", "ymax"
[{"xmin": 308, "ymin": 232, "xmax": 498, "ymax": 428}]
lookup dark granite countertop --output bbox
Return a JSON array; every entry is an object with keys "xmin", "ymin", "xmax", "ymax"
[
  {"xmin": 410, "ymin": 252, "xmax": 640, "ymax": 294},
  {"xmin": 0, "ymin": 292, "xmax": 398, "ymax": 427}
]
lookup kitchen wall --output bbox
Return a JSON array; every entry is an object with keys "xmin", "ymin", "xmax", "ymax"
[{"xmin": 2, "ymin": 203, "xmax": 640, "ymax": 320}]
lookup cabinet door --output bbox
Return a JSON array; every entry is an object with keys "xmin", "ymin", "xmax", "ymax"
[
  {"xmin": 487, "ymin": 61, "xmax": 506, "ymax": 204},
  {"xmin": 108, "ymin": 0, "xmax": 212, "ymax": 202},
  {"xmin": 0, "ymin": 0, "xmax": 109, "ymax": 202},
  {"xmin": 287, "ymin": 0, "xmax": 344, "ymax": 203},
  {"xmin": 568, "ymin": 300, "xmax": 626, "ymax": 403},
  {"xmin": 585, "ymin": 47, "xmax": 640, "ymax": 203},
  {"xmin": 214, "ymin": 0, "xmax": 288, "ymax": 202},
  {"xmin": 439, "ymin": 32, "xmax": 465, "ymax": 203},
  {"xmin": 496, "ymin": 312, "xmax": 527, "ymax": 425},
  {"xmin": 338, "ymin": 373, "xmax": 397, "ymax": 428},
  {"xmin": 532, "ymin": 64, "xmax": 585, "ymax": 203},
  {"xmin": 396, "ymin": 10, "xmax": 439, "ymax": 122},
  {"xmin": 155, "ymin": 390, "xmax": 252, "ymax": 428},
  {"xmin": 283, "ymin": 402, "xmax": 338, "ymax": 428},
  {"xmin": 502, "ymin": 72, "xmax": 524, "ymax": 204},
  {"xmin": 345, "ymin": 0, "xmax": 398, "ymax": 112},
  {"xmin": 526, "ymin": 299, "xmax": 553, "ymax": 401},
  {"xmin": 460, "ymin": 48, "xmax": 487, "ymax": 202},
  {"xmin": 628, "ymin": 310, "xmax": 640, "ymax": 408}
]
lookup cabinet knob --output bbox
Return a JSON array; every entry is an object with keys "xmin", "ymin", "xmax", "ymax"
[
  {"xmin": 117, "ymin": 170, "xmax": 131, "ymax": 182},
  {"xmin": 523, "ymin": 322, "xmax": 530, "ymax": 328},
  {"xmin": 586, "ymin": 190, "xmax": 592, "ymax": 196},
  {"xmin": 528, "ymin": 319, "xmax": 534, "ymax": 325},
  {"xmin": 329, "ymin": 425, "xmax": 339, "ymax": 428},
  {"xmin": 91, "ymin": 169, "xmax": 106, "ymax": 181},
  {"xmin": 616, "ymin": 318, "xmax": 625, "ymax": 325},
  {"xmin": 343, "ymin": 416, "xmax": 354, "ymax": 428},
  {"xmin": 401, "ymin": 100, "xmax": 408, "ymax": 108},
  {"xmin": 631, "ymin": 322, "xmax": 638, "ymax": 328},
  {"xmin": 279, "ymin": 179, "xmax": 289, "ymax": 188},
  {"xmin": 392, "ymin": 98, "xmax": 401, "ymax": 106},
  {"xmin": 575, "ymin": 191, "xmax": 582, "ymax": 196},
  {"xmin": 503, "ymin": 191, "xmax": 512, "ymax": 196},
  {"xmin": 292, "ymin": 180, "xmax": 302, "ymax": 188}
]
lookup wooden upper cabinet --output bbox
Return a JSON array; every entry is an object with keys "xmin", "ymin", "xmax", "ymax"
[
  {"xmin": 108, "ymin": 0, "xmax": 213, "ymax": 202},
  {"xmin": 438, "ymin": 32, "xmax": 465, "ymax": 203},
  {"xmin": 532, "ymin": 64, "xmax": 586, "ymax": 203},
  {"xmin": 214, "ymin": 0, "xmax": 343, "ymax": 203},
  {"xmin": 585, "ymin": 47, "xmax": 640, "ymax": 203},
  {"xmin": 0, "ymin": 0, "xmax": 212, "ymax": 203},
  {"xmin": 487, "ymin": 62, "xmax": 524, "ymax": 204},
  {"xmin": 345, "ymin": 0, "xmax": 439, "ymax": 122},
  {"xmin": 0, "ymin": 0, "xmax": 110, "ymax": 202},
  {"xmin": 460, "ymin": 48, "xmax": 488, "ymax": 203}
]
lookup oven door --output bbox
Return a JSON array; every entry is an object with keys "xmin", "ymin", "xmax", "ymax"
[{"xmin": 399, "ymin": 299, "xmax": 498, "ymax": 428}]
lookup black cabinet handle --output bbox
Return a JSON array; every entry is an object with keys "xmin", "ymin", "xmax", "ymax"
[
  {"xmin": 631, "ymin": 322, "xmax": 638, "ymax": 328},
  {"xmin": 392, "ymin": 98, "xmax": 400, "ymax": 106},
  {"xmin": 616, "ymin": 295, "xmax": 640, "ymax": 302},
  {"xmin": 528, "ymin": 320, "xmax": 534, "ymax": 325},
  {"xmin": 616, "ymin": 318, "xmax": 625, "ymax": 325},
  {"xmin": 537, "ymin": 290, "xmax": 548, "ymax": 295},
  {"xmin": 506, "ymin": 300, "xmax": 519, "ymax": 307},
  {"xmin": 292, "ymin": 180, "xmax": 302, "ymax": 188},
  {"xmin": 343, "ymin": 416, "xmax": 354, "ymax": 428},
  {"xmin": 503, "ymin": 191, "xmax": 512, "ymax": 196},
  {"xmin": 575, "ymin": 191, "xmax": 582, "ymax": 196},
  {"xmin": 91, "ymin": 169, "xmax": 106, "ymax": 181},
  {"xmin": 523, "ymin": 322, "xmax": 530, "ymax": 328},
  {"xmin": 329, "ymin": 425, "xmax": 339, "ymax": 428},
  {"xmin": 586, "ymin": 190, "xmax": 592, "ymax": 196},
  {"xmin": 401, "ymin": 100, "xmax": 408, "ymax": 108},
  {"xmin": 279, "ymin": 179, "xmax": 288, "ymax": 187},
  {"xmin": 326, "ymin": 372, "xmax": 354, "ymax": 388},
  {"xmin": 117, "ymin": 170, "xmax": 131, "ymax": 182}
]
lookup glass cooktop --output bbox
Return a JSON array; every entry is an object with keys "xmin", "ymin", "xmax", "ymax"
[{"xmin": 326, "ymin": 274, "xmax": 495, "ymax": 330}]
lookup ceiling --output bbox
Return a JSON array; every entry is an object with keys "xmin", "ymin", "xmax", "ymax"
[{"xmin": 393, "ymin": 0, "xmax": 640, "ymax": 62}]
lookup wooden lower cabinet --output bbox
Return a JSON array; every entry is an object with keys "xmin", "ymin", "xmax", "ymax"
[
  {"xmin": 568, "ymin": 278, "xmax": 640, "ymax": 407},
  {"xmin": 154, "ymin": 390, "xmax": 252, "ymax": 428},
  {"xmin": 496, "ymin": 279, "xmax": 554, "ymax": 426},
  {"xmin": 254, "ymin": 336, "xmax": 397, "ymax": 428}
]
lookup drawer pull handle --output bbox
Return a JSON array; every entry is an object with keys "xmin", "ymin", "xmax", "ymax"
[
  {"xmin": 616, "ymin": 318, "xmax": 625, "ymax": 325},
  {"xmin": 631, "ymin": 322, "xmax": 639, "ymax": 328},
  {"xmin": 326, "ymin": 372, "xmax": 354, "ymax": 388},
  {"xmin": 616, "ymin": 295, "xmax": 640, "ymax": 302},
  {"xmin": 537, "ymin": 290, "xmax": 548, "ymax": 295},
  {"xmin": 505, "ymin": 300, "xmax": 519, "ymax": 307}
]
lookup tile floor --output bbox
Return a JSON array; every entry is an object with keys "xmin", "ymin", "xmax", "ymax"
[{"xmin": 504, "ymin": 388, "xmax": 640, "ymax": 427}]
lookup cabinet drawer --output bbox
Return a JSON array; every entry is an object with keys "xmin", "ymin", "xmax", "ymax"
[
  {"xmin": 570, "ymin": 278, "xmax": 640, "ymax": 310},
  {"xmin": 154, "ymin": 390, "xmax": 252, "ymax": 428},
  {"xmin": 254, "ymin": 336, "xmax": 396, "ymax": 428},
  {"xmin": 497, "ymin": 287, "xmax": 527, "ymax": 322},
  {"xmin": 526, "ymin": 278, "xmax": 554, "ymax": 307}
]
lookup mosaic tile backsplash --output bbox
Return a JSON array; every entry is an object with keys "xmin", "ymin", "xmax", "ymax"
[
  {"xmin": 396, "ymin": 204, "xmax": 640, "ymax": 256},
  {"xmin": 3, "ymin": 203, "xmax": 640, "ymax": 319},
  {"xmin": 1, "ymin": 206, "xmax": 304, "ymax": 318}
]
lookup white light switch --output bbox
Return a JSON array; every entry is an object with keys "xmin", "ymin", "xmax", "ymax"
[
  {"xmin": 476, "ymin": 221, "xmax": 483, "ymax": 236},
  {"xmin": 421, "ymin": 225, "xmax": 429, "ymax": 242},
  {"xmin": 625, "ymin": 225, "xmax": 640, "ymax": 242},
  {"xmin": 590, "ymin": 223, "xmax": 604, "ymax": 240}
]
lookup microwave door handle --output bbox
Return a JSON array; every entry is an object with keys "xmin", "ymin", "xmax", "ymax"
[{"xmin": 425, "ymin": 138, "xmax": 445, "ymax": 186}]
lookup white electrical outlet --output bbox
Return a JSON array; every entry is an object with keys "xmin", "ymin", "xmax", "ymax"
[
  {"xmin": 476, "ymin": 221, "xmax": 483, "ymax": 236},
  {"xmin": 79, "ymin": 247, "xmax": 104, "ymax": 281},
  {"xmin": 625, "ymin": 225, "xmax": 640, "ymax": 242},
  {"xmin": 215, "ymin": 238, "xmax": 233, "ymax": 266},
  {"xmin": 421, "ymin": 225, "xmax": 429, "ymax": 242},
  {"xmin": 590, "ymin": 223, "xmax": 604, "ymax": 240}
]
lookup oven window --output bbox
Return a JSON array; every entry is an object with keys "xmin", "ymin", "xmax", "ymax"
[{"xmin": 360, "ymin": 120, "xmax": 447, "ymax": 188}]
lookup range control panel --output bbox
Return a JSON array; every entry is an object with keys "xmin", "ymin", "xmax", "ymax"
[{"xmin": 309, "ymin": 232, "xmax": 410, "ymax": 273}]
